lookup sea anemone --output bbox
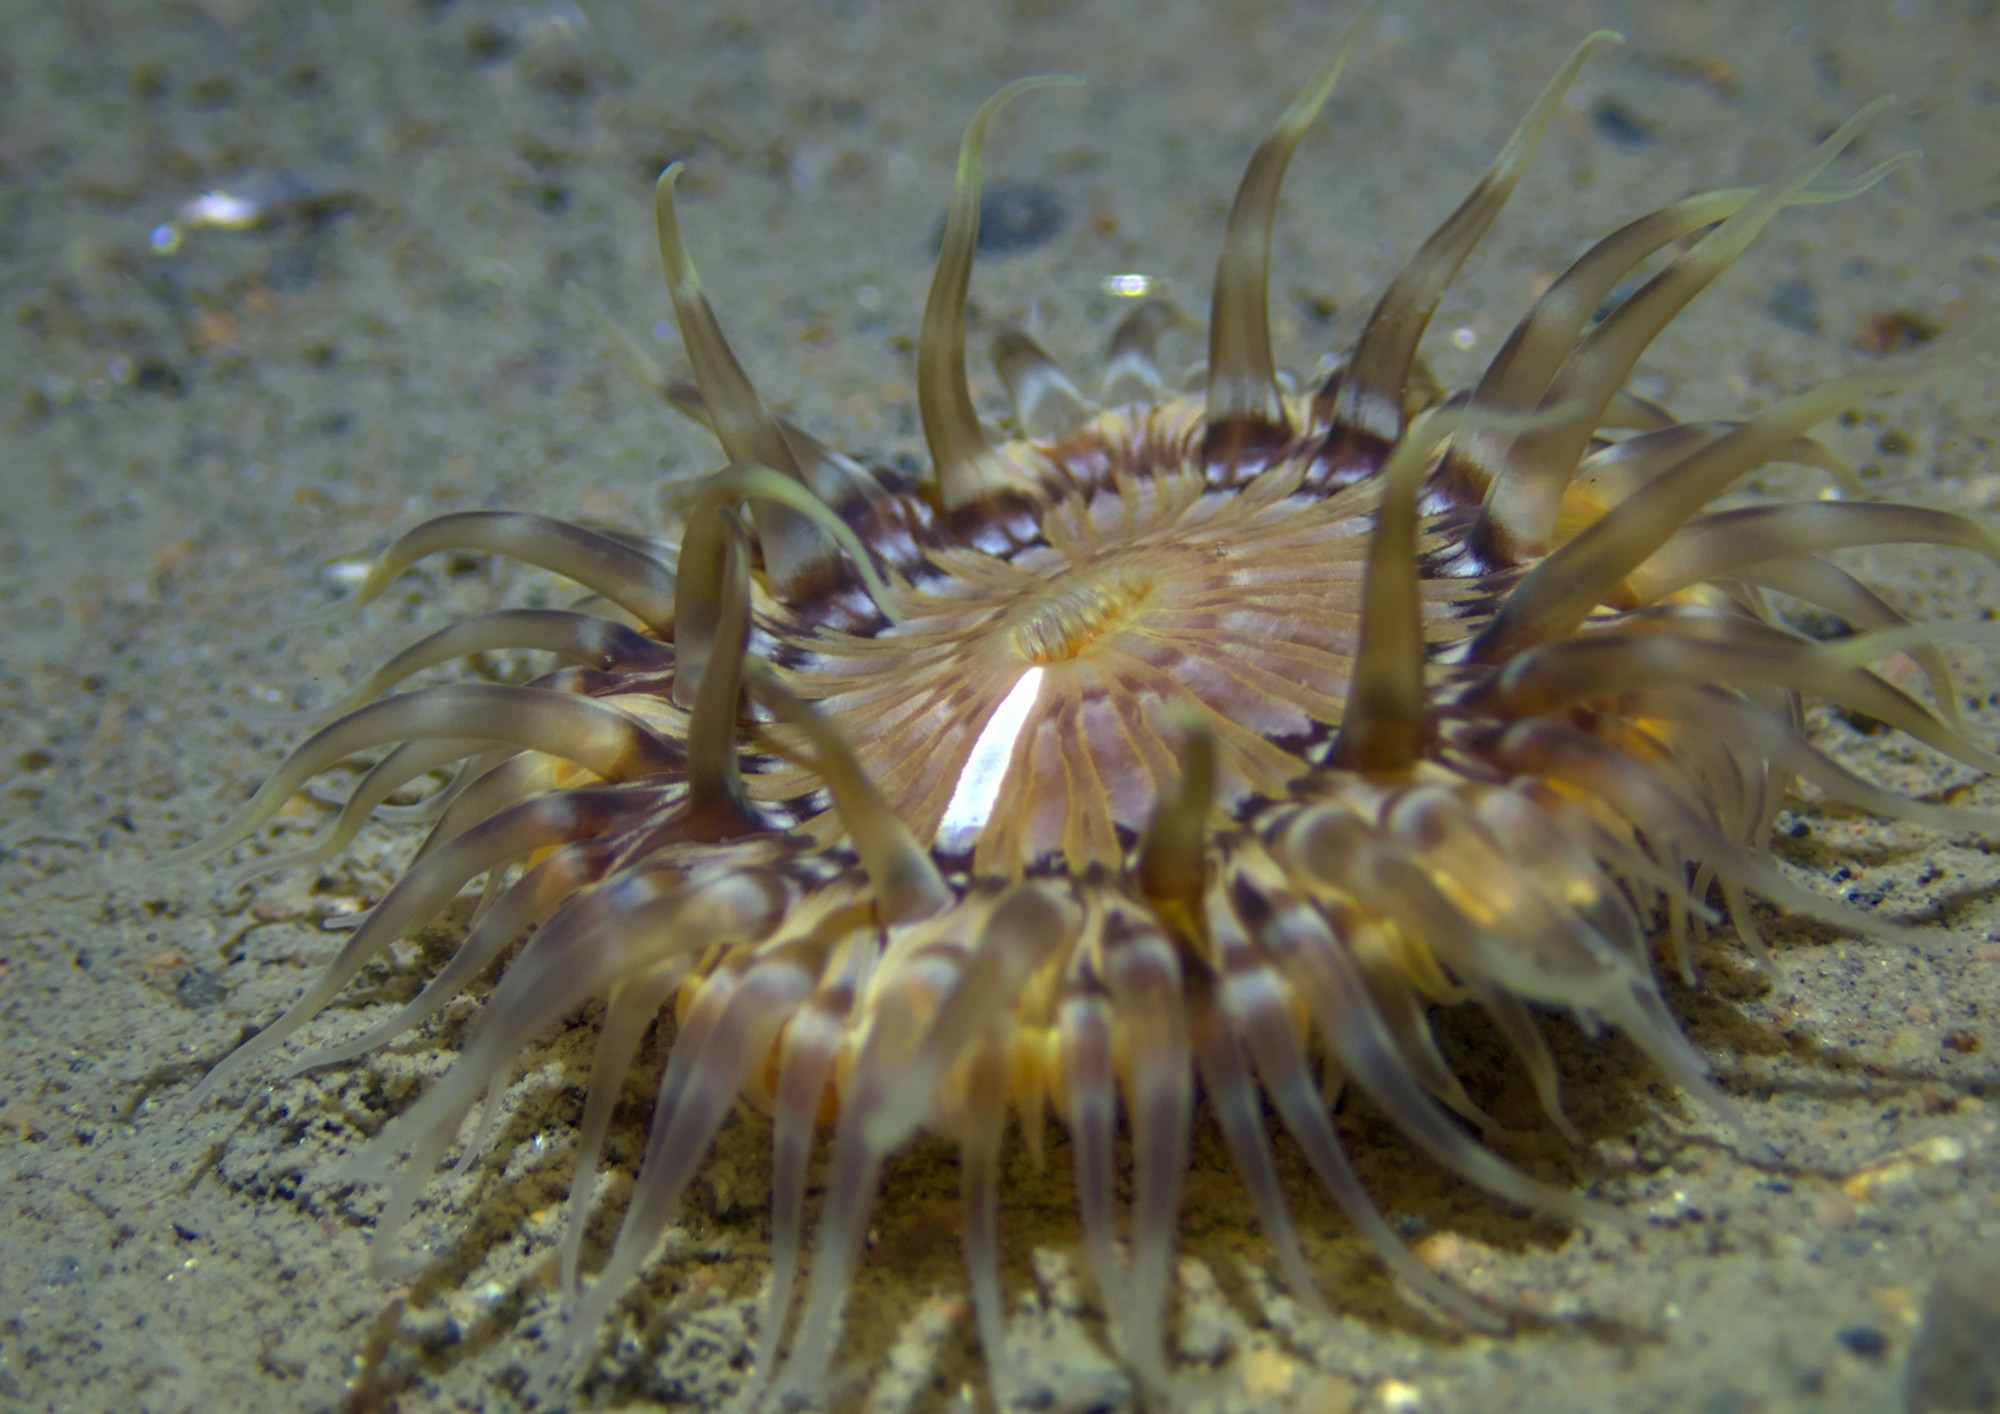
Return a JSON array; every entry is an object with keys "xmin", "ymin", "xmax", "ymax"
[{"xmin": 174, "ymin": 14, "xmax": 1992, "ymax": 1404}]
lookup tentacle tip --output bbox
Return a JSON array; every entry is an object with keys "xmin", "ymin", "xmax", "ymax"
[
  {"xmin": 1589, "ymin": 1193, "xmax": 1650, "ymax": 1237},
  {"xmin": 184, "ymin": 1068, "xmax": 233, "ymax": 1110},
  {"xmin": 140, "ymin": 843, "xmax": 210, "ymax": 878},
  {"xmin": 271, "ymin": 594, "xmax": 364, "ymax": 633},
  {"xmin": 364, "ymin": 1246, "xmax": 429, "ymax": 1284}
]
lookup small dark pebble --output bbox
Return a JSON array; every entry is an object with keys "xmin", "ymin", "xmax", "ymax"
[
  {"xmin": 1854, "ymin": 309, "xmax": 1941, "ymax": 355},
  {"xmin": 1906, "ymin": 1244, "xmax": 2000, "ymax": 1413},
  {"xmin": 1837, "ymin": 704, "xmax": 1890, "ymax": 737},
  {"xmin": 187, "ymin": 74, "xmax": 239, "ymax": 110},
  {"xmin": 465, "ymin": 22, "xmax": 517, "ymax": 64},
  {"xmin": 1766, "ymin": 278, "xmax": 1822, "ymax": 335},
  {"xmin": 1787, "ymin": 607, "xmax": 1848, "ymax": 642},
  {"xmin": 133, "ymin": 357, "xmax": 186, "ymax": 395},
  {"xmin": 1591, "ymin": 98, "xmax": 1659, "ymax": 147},
  {"xmin": 1836, "ymin": 1325, "xmax": 1887, "ymax": 1358},
  {"xmin": 931, "ymin": 180, "xmax": 1067, "ymax": 257},
  {"xmin": 174, "ymin": 966, "xmax": 228, "ymax": 1010},
  {"xmin": 40, "ymin": 1256, "xmax": 81, "ymax": 1287}
]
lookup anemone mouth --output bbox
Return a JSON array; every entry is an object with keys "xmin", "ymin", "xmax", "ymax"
[{"xmin": 169, "ymin": 17, "xmax": 1993, "ymax": 1407}]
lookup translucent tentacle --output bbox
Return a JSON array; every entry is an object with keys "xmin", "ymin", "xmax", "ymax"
[
  {"xmin": 1214, "ymin": 887, "xmax": 1500, "ymax": 1323},
  {"xmin": 1057, "ymin": 986, "xmax": 1127, "ymax": 1370},
  {"xmin": 681, "ymin": 514, "xmax": 754, "ymax": 834},
  {"xmin": 408, "ymin": 752, "xmax": 561, "ymax": 868},
  {"xmin": 1330, "ymin": 407, "xmax": 1461, "ymax": 770},
  {"xmin": 746, "ymin": 659, "xmax": 952, "ymax": 924},
  {"xmin": 555, "ymin": 959, "xmax": 689, "ymax": 1296},
  {"xmin": 287, "ymin": 834, "xmax": 625, "ymax": 1078},
  {"xmin": 1472, "ymin": 98, "xmax": 1897, "ymax": 563},
  {"xmin": 1622, "ymin": 683, "xmax": 2000, "ymax": 836},
  {"xmin": 992, "ymin": 329, "xmax": 1094, "ymax": 441},
  {"xmin": 1328, "ymin": 31, "xmax": 1619, "ymax": 446},
  {"xmin": 771, "ymin": 982, "xmax": 931, "ymax": 1402},
  {"xmin": 1101, "ymin": 298, "xmax": 1189, "ymax": 406},
  {"xmin": 864, "ymin": 885, "xmax": 1075, "ymax": 1150},
  {"xmin": 1444, "ymin": 149, "xmax": 1909, "ymax": 520},
  {"xmin": 554, "ymin": 947, "xmax": 815, "ymax": 1376},
  {"xmin": 1203, "ymin": 6, "xmax": 1373, "ymax": 448},
  {"xmin": 672, "ymin": 461, "xmax": 902, "ymax": 711},
  {"xmin": 304, "ymin": 610, "xmax": 671, "ymax": 724},
  {"xmin": 1628, "ymin": 501, "xmax": 2000, "ymax": 605},
  {"xmin": 1481, "ymin": 618, "xmax": 2000, "ymax": 775},
  {"xmin": 1474, "ymin": 365, "xmax": 1913, "ymax": 660},
  {"xmin": 1571, "ymin": 424, "xmax": 1859, "ymax": 508},
  {"xmin": 222, "ymin": 737, "xmax": 478, "ymax": 890},
  {"xmin": 958, "ymin": 1037, "xmax": 1014, "ymax": 1392},
  {"xmin": 1245, "ymin": 879, "xmax": 1628, "ymax": 1228},
  {"xmin": 342, "ymin": 511, "xmax": 677, "ymax": 633},
  {"xmin": 744, "ymin": 952, "xmax": 856, "ymax": 1403},
  {"xmin": 164, "ymin": 684, "xmax": 674, "ymax": 867},
  {"xmin": 920, "ymin": 76, "xmax": 1082, "ymax": 510},
  {"xmin": 191, "ymin": 785, "xmax": 652, "ymax": 1102},
  {"xmin": 1189, "ymin": 970, "xmax": 1327, "ymax": 1313},
  {"xmin": 1740, "ymin": 556, "xmax": 1960, "ymax": 725},
  {"xmin": 654, "ymin": 164, "xmax": 833, "ymax": 589},
  {"xmin": 1480, "ymin": 719, "xmax": 1926, "ymax": 942},
  {"xmin": 1102, "ymin": 927, "xmax": 1193, "ymax": 1388}
]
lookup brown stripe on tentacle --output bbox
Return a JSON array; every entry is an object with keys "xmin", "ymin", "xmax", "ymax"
[{"xmin": 652, "ymin": 374, "xmax": 939, "ymax": 608}]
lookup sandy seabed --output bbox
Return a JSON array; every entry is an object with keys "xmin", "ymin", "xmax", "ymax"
[{"xmin": 3, "ymin": 1, "xmax": 1998, "ymax": 1410}]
